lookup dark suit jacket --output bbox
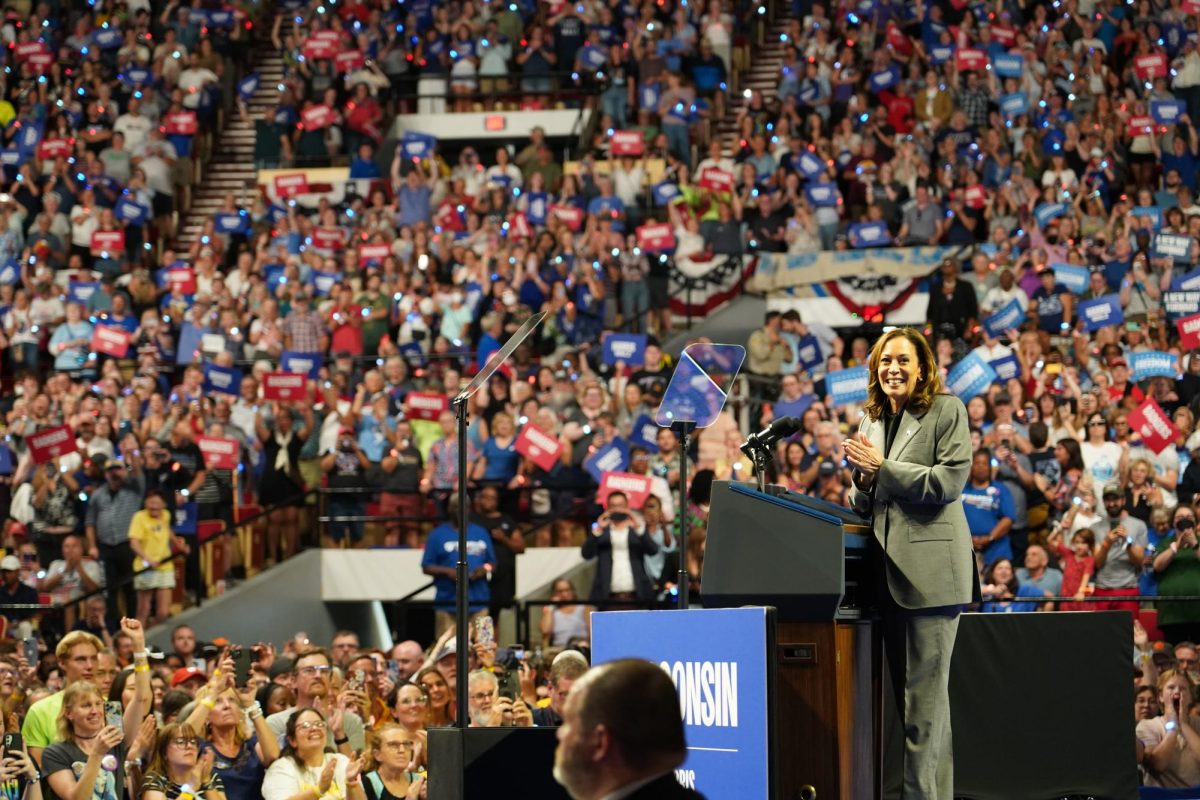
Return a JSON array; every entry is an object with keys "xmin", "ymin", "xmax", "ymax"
[
  {"xmin": 623, "ymin": 773, "xmax": 706, "ymax": 799},
  {"xmin": 581, "ymin": 524, "xmax": 659, "ymax": 602}
]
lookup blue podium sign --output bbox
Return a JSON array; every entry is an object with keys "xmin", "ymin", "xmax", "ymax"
[{"xmin": 592, "ymin": 607, "xmax": 771, "ymax": 800}]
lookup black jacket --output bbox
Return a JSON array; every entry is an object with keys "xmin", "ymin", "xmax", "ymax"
[
  {"xmin": 581, "ymin": 525, "xmax": 659, "ymax": 602},
  {"xmin": 623, "ymin": 773, "xmax": 706, "ymax": 799}
]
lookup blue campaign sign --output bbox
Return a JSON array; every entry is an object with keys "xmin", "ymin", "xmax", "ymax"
[
  {"xmin": 1051, "ymin": 263, "xmax": 1089, "ymax": 294},
  {"xmin": 652, "ymin": 181, "xmax": 681, "ymax": 206},
  {"xmin": 400, "ymin": 131, "xmax": 438, "ymax": 159},
  {"xmin": 805, "ymin": 182, "xmax": 839, "ymax": 207},
  {"xmin": 1171, "ymin": 267, "xmax": 1200, "ymax": 292},
  {"xmin": 592, "ymin": 608, "xmax": 770, "ymax": 800},
  {"xmin": 584, "ymin": 437, "xmax": 630, "ymax": 484},
  {"xmin": 0, "ymin": 444, "xmax": 12, "ymax": 474},
  {"xmin": 826, "ymin": 366, "xmax": 869, "ymax": 407},
  {"xmin": 281, "ymin": 351, "xmax": 323, "ymax": 379},
  {"xmin": 796, "ymin": 334, "xmax": 823, "ymax": 372},
  {"xmin": 1131, "ymin": 205, "xmax": 1162, "ymax": 229},
  {"xmin": 993, "ymin": 52, "xmax": 1024, "ymax": 77},
  {"xmin": 581, "ymin": 44, "xmax": 607, "ymax": 68},
  {"xmin": 1034, "ymin": 203, "xmax": 1068, "ymax": 228},
  {"xmin": 848, "ymin": 222, "xmax": 891, "ymax": 248},
  {"xmin": 93, "ymin": 29, "xmax": 123, "ymax": 49},
  {"xmin": 309, "ymin": 271, "xmax": 340, "ymax": 296},
  {"xmin": 1154, "ymin": 233, "xmax": 1192, "ymax": 260},
  {"xmin": 639, "ymin": 83, "xmax": 661, "ymax": 111},
  {"xmin": 999, "ymin": 91, "xmax": 1028, "ymax": 117},
  {"xmin": 398, "ymin": 341, "xmax": 426, "ymax": 366},
  {"xmin": 796, "ymin": 150, "xmax": 825, "ymax": 179},
  {"xmin": 868, "ymin": 65, "xmax": 900, "ymax": 92},
  {"xmin": 1151, "ymin": 100, "xmax": 1187, "ymax": 125},
  {"xmin": 947, "ymin": 352, "xmax": 998, "ymax": 399},
  {"xmin": 115, "ymin": 198, "xmax": 150, "ymax": 225},
  {"xmin": 1165, "ymin": 292, "xmax": 1200, "ymax": 318},
  {"xmin": 120, "ymin": 68, "xmax": 152, "ymax": 86},
  {"xmin": 628, "ymin": 414, "xmax": 661, "ymax": 452},
  {"xmin": 238, "ymin": 73, "xmax": 260, "ymax": 100},
  {"xmin": 982, "ymin": 298, "xmax": 1026, "ymax": 338},
  {"xmin": 16, "ymin": 121, "xmax": 42, "ymax": 154},
  {"xmin": 214, "ymin": 212, "xmax": 251, "ymax": 235},
  {"xmin": 0, "ymin": 260, "xmax": 21, "ymax": 285},
  {"xmin": 1131, "ymin": 351, "xmax": 1177, "ymax": 381},
  {"xmin": 0, "ymin": 149, "xmax": 21, "ymax": 167},
  {"xmin": 603, "ymin": 333, "xmax": 647, "ymax": 365},
  {"xmin": 989, "ymin": 353, "xmax": 1021, "ymax": 382},
  {"xmin": 930, "ymin": 45, "xmax": 954, "ymax": 64},
  {"xmin": 172, "ymin": 503, "xmax": 198, "ymax": 535},
  {"xmin": 525, "ymin": 191, "xmax": 549, "ymax": 224},
  {"xmin": 68, "ymin": 280, "xmax": 101, "ymax": 305},
  {"xmin": 1078, "ymin": 293, "xmax": 1125, "ymax": 332},
  {"xmin": 203, "ymin": 363, "xmax": 243, "ymax": 395}
]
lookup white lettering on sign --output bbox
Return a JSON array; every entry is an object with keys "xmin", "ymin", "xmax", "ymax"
[
  {"xmin": 952, "ymin": 363, "xmax": 984, "ymax": 391},
  {"xmin": 674, "ymin": 770, "xmax": 697, "ymax": 789},
  {"xmin": 200, "ymin": 439, "xmax": 236, "ymax": 455},
  {"xmin": 1144, "ymin": 407, "xmax": 1173, "ymax": 439},
  {"xmin": 605, "ymin": 474, "xmax": 648, "ymax": 493},
  {"xmin": 270, "ymin": 375, "xmax": 304, "ymax": 388},
  {"xmin": 1186, "ymin": 317, "xmax": 1200, "ymax": 335},
  {"xmin": 829, "ymin": 372, "xmax": 866, "ymax": 395},
  {"xmin": 525, "ymin": 427, "xmax": 557, "ymax": 452},
  {"xmin": 31, "ymin": 429, "xmax": 70, "ymax": 448},
  {"xmin": 1085, "ymin": 303, "xmax": 1112, "ymax": 323},
  {"xmin": 595, "ymin": 447, "xmax": 625, "ymax": 472},
  {"xmin": 611, "ymin": 340, "xmax": 639, "ymax": 359},
  {"xmin": 209, "ymin": 370, "xmax": 233, "ymax": 388},
  {"xmin": 409, "ymin": 395, "xmax": 444, "ymax": 410},
  {"xmin": 277, "ymin": 175, "xmax": 306, "ymax": 189},
  {"xmin": 661, "ymin": 660, "xmax": 739, "ymax": 728}
]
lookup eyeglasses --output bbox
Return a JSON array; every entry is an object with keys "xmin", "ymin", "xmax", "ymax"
[
  {"xmin": 470, "ymin": 692, "xmax": 494, "ymax": 703},
  {"xmin": 1088, "ymin": 421, "xmax": 1107, "ymax": 427},
  {"xmin": 297, "ymin": 665, "xmax": 332, "ymax": 677},
  {"xmin": 171, "ymin": 737, "xmax": 200, "ymax": 748},
  {"xmin": 379, "ymin": 741, "xmax": 415, "ymax": 752},
  {"xmin": 296, "ymin": 720, "xmax": 327, "ymax": 731}
]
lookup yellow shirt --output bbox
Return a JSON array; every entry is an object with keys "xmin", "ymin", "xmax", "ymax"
[{"xmin": 128, "ymin": 509, "xmax": 174, "ymax": 572}]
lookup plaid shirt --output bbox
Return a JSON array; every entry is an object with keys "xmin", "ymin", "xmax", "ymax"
[
  {"xmin": 85, "ymin": 472, "xmax": 145, "ymax": 546},
  {"xmin": 282, "ymin": 308, "xmax": 325, "ymax": 353},
  {"xmin": 956, "ymin": 86, "xmax": 990, "ymax": 128}
]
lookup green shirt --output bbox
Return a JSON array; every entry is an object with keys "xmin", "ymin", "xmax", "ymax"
[
  {"xmin": 23, "ymin": 690, "xmax": 63, "ymax": 749},
  {"xmin": 1157, "ymin": 535, "xmax": 1200, "ymax": 626},
  {"xmin": 356, "ymin": 292, "xmax": 390, "ymax": 353}
]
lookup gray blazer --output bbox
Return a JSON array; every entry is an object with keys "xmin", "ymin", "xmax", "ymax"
[{"xmin": 847, "ymin": 393, "xmax": 976, "ymax": 610}]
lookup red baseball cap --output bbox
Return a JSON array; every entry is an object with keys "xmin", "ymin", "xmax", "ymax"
[{"xmin": 171, "ymin": 667, "xmax": 206, "ymax": 687}]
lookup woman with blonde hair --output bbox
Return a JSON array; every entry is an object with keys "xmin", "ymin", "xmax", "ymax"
[
  {"xmin": 386, "ymin": 686, "xmax": 429, "ymax": 770},
  {"xmin": 1137, "ymin": 669, "xmax": 1200, "ymax": 787},
  {"xmin": 361, "ymin": 724, "xmax": 425, "ymax": 800},
  {"xmin": 140, "ymin": 721, "xmax": 226, "ymax": 800}
]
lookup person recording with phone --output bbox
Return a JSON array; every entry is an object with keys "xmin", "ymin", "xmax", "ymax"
[
  {"xmin": 842, "ymin": 327, "xmax": 974, "ymax": 800},
  {"xmin": 1092, "ymin": 481, "xmax": 1148, "ymax": 613},
  {"xmin": 321, "ymin": 427, "xmax": 371, "ymax": 549},
  {"xmin": 1152, "ymin": 508, "xmax": 1200, "ymax": 645},
  {"xmin": 581, "ymin": 492, "xmax": 658, "ymax": 606}
]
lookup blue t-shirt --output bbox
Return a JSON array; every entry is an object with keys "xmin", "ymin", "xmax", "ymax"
[
  {"xmin": 421, "ymin": 522, "xmax": 496, "ymax": 611},
  {"xmin": 205, "ymin": 736, "xmax": 264, "ymax": 800},
  {"xmin": 962, "ymin": 481, "xmax": 1015, "ymax": 566},
  {"xmin": 480, "ymin": 437, "xmax": 519, "ymax": 481},
  {"xmin": 1031, "ymin": 284, "xmax": 1068, "ymax": 333},
  {"xmin": 980, "ymin": 583, "xmax": 1043, "ymax": 613}
]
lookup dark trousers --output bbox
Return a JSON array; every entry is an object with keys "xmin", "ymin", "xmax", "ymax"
[{"xmin": 99, "ymin": 541, "xmax": 136, "ymax": 626}]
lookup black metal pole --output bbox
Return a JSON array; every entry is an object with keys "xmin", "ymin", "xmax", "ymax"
[
  {"xmin": 674, "ymin": 422, "xmax": 693, "ymax": 608},
  {"xmin": 453, "ymin": 396, "xmax": 470, "ymax": 729}
]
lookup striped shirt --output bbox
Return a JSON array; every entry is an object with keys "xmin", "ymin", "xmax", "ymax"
[{"xmin": 85, "ymin": 473, "xmax": 145, "ymax": 546}]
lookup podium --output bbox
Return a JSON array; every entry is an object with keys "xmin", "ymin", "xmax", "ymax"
[{"xmin": 705, "ymin": 480, "xmax": 879, "ymax": 800}]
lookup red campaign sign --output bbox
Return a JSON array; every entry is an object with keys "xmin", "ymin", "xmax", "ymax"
[
  {"xmin": 311, "ymin": 227, "xmax": 345, "ymax": 249},
  {"xmin": 162, "ymin": 111, "xmax": 198, "ymax": 136},
  {"xmin": 886, "ymin": 22, "xmax": 908, "ymax": 51},
  {"xmin": 262, "ymin": 372, "xmax": 307, "ymax": 401},
  {"xmin": 91, "ymin": 230, "xmax": 126, "ymax": 254},
  {"xmin": 1135, "ymin": 54, "xmax": 1168, "ymax": 79},
  {"xmin": 301, "ymin": 105, "xmax": 335, "ymax": 130},
  {"xmin": 1127, "ymin": 115, "xmax": 1155, "ymax": 138},
  {"xmin": 197, "ymin": 436, "xmax": 240, "ymax": 470},
  {"xmin": 1129, "ymin": 397, "xmax": 1180, "ymax": 455},
  {"xmin": 550, "ymin": 205, "xmax": 583, "ymax": 232},
  {"xmin": 1185, "ymin": 0, "xmax": 1200, "ymax": 13},
  {"xmin": 597, "ymin": 472, "xmax": 652, "ymax": 509},
  {"xmin": 274, "ymin": 173, "xmax": 310, "ymax": 197},
  {"xmin": 991, "ymin": 26, "xmax": 1016, "ymax": 45},
  {"xmin": 405, "ymin": 392, "xmax": 449, "ymax": 421},
  {"xmin": 955, "ymin": 48, "xmax": 987, "ymax": 71},
  {"xmin": 963, "ymin": 184, "xmax": 986, "ymax": 210},
  {"xmin": 38, "ymin": 138, "xmax": 73, "ymax": 160},
  {"xmin": 90, "ymin": 325, "xmax": 130, "ymax": 358},
  {"xmin": 636, "ymin": 223, "xmax": 676, "ymax": 252},
  {"xmin": 312, "ymin": 29, "xmax": 341, "ymax": 44},
  {"xmin": 28, "ymin": 425, "xmax": 77, "ymax": 465},
  {"xmin": 610, "ymin": 130, "xmax": 644, "ymax": 156},
  {"xmin": 1178, "ymin": 313, "xmax": 1200, "ymax": 350},
  {"xmin": 27, "ymin": 51, "xmax": 53, "ymax": 70},
  {"xmin": 696, "ymin": 166, "xmax": 734, "ymax": 193},
  {"xmin": 334, "ymin": 50, "xmax": 365, "ymax": 73},
  {"xmin": 434, "ymin": 202, "xmax": 465, "ymax": 232},
  {"xmin": 514, "ymin": 424, "xmax": 563, "ymax": 472},
  {"xmin": 507, "ymin": 212, "xmax": 531, "ymax": 239},
  {"xmin": 14, "ymin": 41, "xmax": 47, "ymax": 60},
  {"xmin": 303, "ymin": 36, "xmax": 339, "ymax": 60},
  {"xmin": 164, "ymin": 267, "xmax": 197, "ymax": 294},
  {"xmin": 358, "ymin": 243, "xmax": 391, "ymax": 265}
]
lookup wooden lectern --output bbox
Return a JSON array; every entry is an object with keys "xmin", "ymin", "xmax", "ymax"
[{"xmin": 705, "ymin": 481, "xmax": 880, "ymax": 800}]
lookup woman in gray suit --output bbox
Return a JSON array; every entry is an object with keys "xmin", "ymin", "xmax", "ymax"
[{"xmin": 844, "ymin": 327, "xmax": 974, "ymax": 800}]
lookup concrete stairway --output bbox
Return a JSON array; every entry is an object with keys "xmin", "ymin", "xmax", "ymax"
[{"xmin": 717, "ymin": 11, "xmax": 795, "ymax": 157}]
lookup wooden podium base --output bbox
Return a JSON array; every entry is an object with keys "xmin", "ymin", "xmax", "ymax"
[{"xmin": 776, "ymin": 620, "xmax": 880, "ymax": 800}]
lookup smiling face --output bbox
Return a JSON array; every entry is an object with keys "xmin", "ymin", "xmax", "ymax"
[
  {"xmin": 419, "ymin": 671, "xmax": 450, "ymax": 709},
  {"xmin": 289, "ymin": 709, "xmax": 328, "ymax": 756},
  {"xmin": 393, "ymin": 684, "xmax": 429, "ymax": 729},
  {"xmin": 876, "ymin": 335, "xmax": 923, "ymax": 412},
  {"xmin": 65, "ymin": 688, "xmax": 105, "ymax": 738}
]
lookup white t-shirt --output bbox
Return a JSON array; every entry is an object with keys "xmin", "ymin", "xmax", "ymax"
[
  {"xmin": 1080, "ymin": 440, "xmax": 1123, "ymax": 486},
  {"xmin": 45, "ymin": 559, "xmax": 104, "ymax": 604},
  {"xmin": 263, "ymin": 753, "xmax": 351, "ymax": 800},
  {"xmin": 114, "ymin": 113, "xmax": 153, "ymax": 153},
  {"xmin": 608, "ymin": 526, "xmax": 635, "ymax": 594}
]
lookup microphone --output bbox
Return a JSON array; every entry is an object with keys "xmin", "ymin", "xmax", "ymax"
[{"xmin": 740, "ymin": 416, "xmax": 803, "ymax": 457}]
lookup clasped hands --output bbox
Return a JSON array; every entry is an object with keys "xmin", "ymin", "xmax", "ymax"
[{"xmin": 843, "ymin": 432, "xmax": 883, "ymax": 479}]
